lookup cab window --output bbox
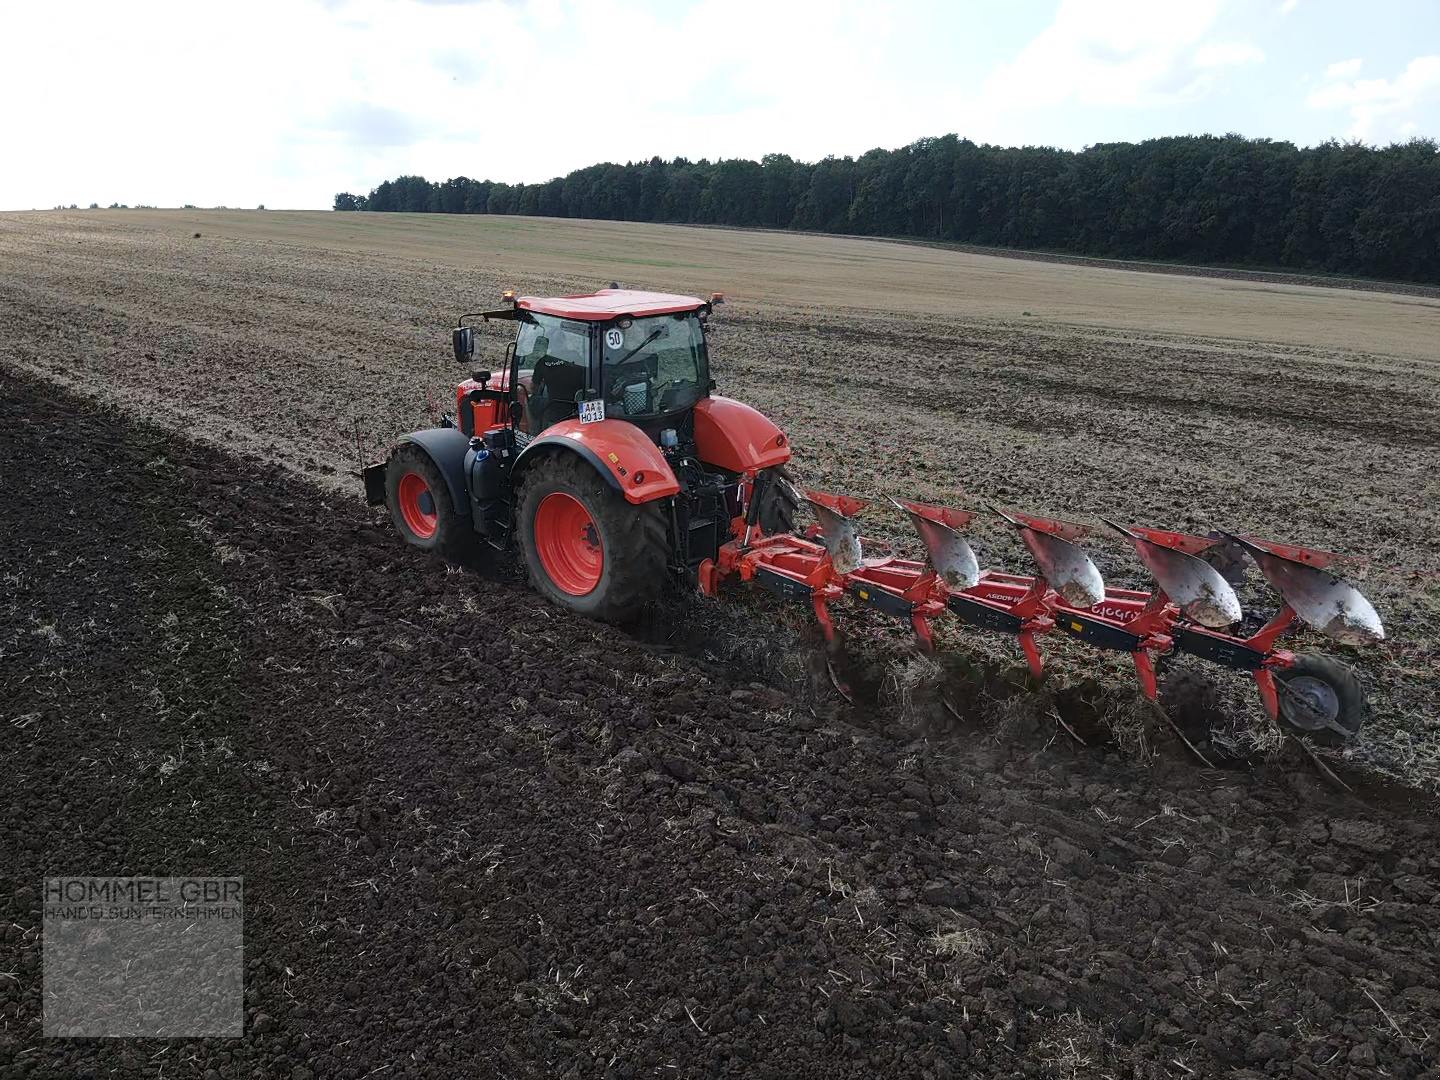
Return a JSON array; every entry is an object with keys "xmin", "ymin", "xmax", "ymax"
[
  {"xmin": 600, "ymin": 312, "xmax": 708, "ymax": 419},
  {"xmin": 514, "ymin": 314, "xmax": 591, "ymax": 434}
]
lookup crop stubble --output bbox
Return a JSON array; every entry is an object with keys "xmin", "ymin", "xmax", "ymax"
[
  {"xmin": 4, "ymin": 210, "xmax": 1440, "ymax": 1077},
  {"xmin": 2, "ymin": 209, "xmax": 1435, "ymax": 784},
  {"xmin": 4, "ymin": 368, "xmax": 1440, "ymax": 1079}
]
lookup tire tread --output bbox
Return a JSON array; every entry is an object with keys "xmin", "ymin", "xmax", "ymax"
[
  {"xmin": 516, "ymin": 452, "xmax": 668, "ymax": 623},
  {"xmin": 385, "ymin": 442, "xmax": 476, "ymax": 562}
]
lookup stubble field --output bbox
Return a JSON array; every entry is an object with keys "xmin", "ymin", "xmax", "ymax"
[
  {"xmin": 2, "ymin": 209, "xmax": 1437, "ymax": 779},
  {"xmin": 2, "ymin": 209, "xmax": 1440, "ymax": 1079}
]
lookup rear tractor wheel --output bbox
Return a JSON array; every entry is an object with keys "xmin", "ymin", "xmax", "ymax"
[
  {"xmin": 384, "ymin": 442, "xmax": 476, "ymax": 561},
  {"xmin": 1274, "ymin": 653, "xmax": 1366, "ymax": 744},
  {"xmin": 516, "ymin": 453, "xmax": 667, "ymax": 623}
]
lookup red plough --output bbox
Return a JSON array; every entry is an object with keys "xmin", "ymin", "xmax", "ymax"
[{"xmin": 700, "ymin": 489, "xmax": 1385, "ymax": 744}]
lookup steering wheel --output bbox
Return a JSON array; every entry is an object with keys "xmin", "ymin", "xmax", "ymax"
[{"xmin": 606, "ymin": 358, "xmax": 656, "ymax": 400}]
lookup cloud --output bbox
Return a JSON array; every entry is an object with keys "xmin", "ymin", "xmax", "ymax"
[
  {"xmin": 1278, "ymin": 0, "xmax": 1298, "ymax": 14},
  {"xmin": 432, "ymin": 47, "xmax": 486, "ymax": 88},
  {"xmin": 314, "ymin": 103, "xmax": 436, "ymax": 148},
  {"xmin": 1196, "ymin": 42, "xmax": 1266, "ymax": 69},
  {"xmin": 1308, "ymin": 55, "xmax": 1440, "ymax": 142},
  {"xmin": 2, "ymin": 0, "xmax": 1414, "ymax": 211},
  {"xmin": 980, "ymin": 0, "xmax": 1261, "ymax": 112}
]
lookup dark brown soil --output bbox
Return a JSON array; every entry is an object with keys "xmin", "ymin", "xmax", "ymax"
[
  {"xmin": 2, "ymin": 211, "xmax": 1434, "ymax": 784},
  {"xmin": 4, "ymin": 373, "xmax": 1440, "ymax": 1079}
]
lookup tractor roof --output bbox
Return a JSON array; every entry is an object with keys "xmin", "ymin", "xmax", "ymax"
[{"xmin": 518, "ymin": 289, "xmax": 705, "ymax": 321}]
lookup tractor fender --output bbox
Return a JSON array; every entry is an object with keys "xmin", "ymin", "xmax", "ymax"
[
  {"xmin": 692, "ymin": 396, "xmax": 791, "ymax": 474},
  {"xmin": 515, "ymin": 419, "xmax": 680, "ymax": 505},
  {"xmin": 396, "ymin": 427, "xmax": 472, "ymax": 521}
]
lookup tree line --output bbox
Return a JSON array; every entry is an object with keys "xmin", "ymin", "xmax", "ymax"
[{"xmin": 334, "ymin": 134, "xmax": 1440, "ymax": 283}]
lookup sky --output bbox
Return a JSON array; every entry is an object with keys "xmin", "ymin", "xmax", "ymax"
[{"xmin": 2, "ymin": 0, "xmax": 1437, "ymax": 211}]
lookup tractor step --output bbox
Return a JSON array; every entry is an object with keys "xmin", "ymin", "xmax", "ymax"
[{"xmin": 362, "ymin": 461, "xmax": 388, "ymax": 505}]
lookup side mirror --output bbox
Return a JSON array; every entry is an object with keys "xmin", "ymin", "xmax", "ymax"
[{"xmin": 452, "ymin": 326, "xmax": 475, "ymax": 364}]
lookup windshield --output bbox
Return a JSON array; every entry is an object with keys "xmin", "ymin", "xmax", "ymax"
[{"xmin": 600, "ymin": 311, "xmax": 707, "ymax": 419}]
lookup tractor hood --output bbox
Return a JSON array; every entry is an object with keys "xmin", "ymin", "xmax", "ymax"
[{"xmin": 692, "ymin": 396, "xmax": 791, "ymax": 474}]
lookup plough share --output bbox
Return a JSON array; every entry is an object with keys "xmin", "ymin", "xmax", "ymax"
[{"xmin": 698, "ymin": 481, "xmax": 1385, "ymax": 745}]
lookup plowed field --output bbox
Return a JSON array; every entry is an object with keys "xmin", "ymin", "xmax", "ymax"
[{"xmin": 3, "ymin": 210, "xmax": 1439, "ymax": 1078}]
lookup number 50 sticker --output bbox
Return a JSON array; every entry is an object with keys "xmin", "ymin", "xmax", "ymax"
[{"xmin": 604, "ymin": 328, "xmax": 624, "ymax": 350}]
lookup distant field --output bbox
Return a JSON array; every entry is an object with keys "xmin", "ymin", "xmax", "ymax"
[
  {"xmin": 15, "ymin": 208, "xmax": 1440, "ymax": 358},
  {"xmin": 2, "ymin": 209, "xmax": 1437, "ymax": 785}
]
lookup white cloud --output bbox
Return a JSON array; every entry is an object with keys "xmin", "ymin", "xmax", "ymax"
[
  {"xmin": 1197, "ymin": 42, "xmax": 1266, "ymax": 69},
  {"xmin": 1307, "ymin": 55, "xmax": 1440, "ymax": 142},
  {"xmin": 277, "ymin": 0, "xmax": 911, "ymax": 195},
  {"xmin": 979, "ymin": 0, "xmax": 1261, "ymax": 113},
  {"xmin": 1, "ymin": 0, "xmax": 1417, "ymax": 212},
  {"xmin": 1278, "ymin": 0, "xmax": 1298, "ymax": 14}
]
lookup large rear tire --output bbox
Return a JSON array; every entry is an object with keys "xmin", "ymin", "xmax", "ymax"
[
  {"xmin": 384, "ymin": 442, "xmax": 476, "ymax": 561},
  {"xmin": 1274, "ymin": 653, "xmax": 1366, "ymax": 744},
  {"xmin": 516, "ymin": 452, "xmax": 667, "ymax": 623}
]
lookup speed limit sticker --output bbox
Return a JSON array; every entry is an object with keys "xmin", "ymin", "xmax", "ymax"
[{"xmin": 604, "ymin": 328, "xmax": 624, "ymax": 349}]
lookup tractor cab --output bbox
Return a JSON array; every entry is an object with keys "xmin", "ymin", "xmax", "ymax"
[
  {"xmin": 371, "ymin": 284, "xmax": 794, "ymax": 625},
  {"xmin": 452, "ymin": 288, "xmax": 718, "ymax": 444}
]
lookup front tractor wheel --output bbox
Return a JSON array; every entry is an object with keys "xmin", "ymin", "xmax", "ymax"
[
  {"xmin": 384, "ymin": 443, "xmax": 475, "ymax": 561},
  {"xmin": 1274, "ymin": 653, "xmax": 1367, "ymax": 744},
  {"xmin": 516, "ymin": 453, "xmax": 667, "ymax": 623}
]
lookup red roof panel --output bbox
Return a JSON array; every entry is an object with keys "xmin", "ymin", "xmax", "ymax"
[{"xmin": 517, "ymin": 289, "xmax": 706, "ymax": 321}]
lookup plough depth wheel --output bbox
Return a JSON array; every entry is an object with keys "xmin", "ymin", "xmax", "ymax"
[{"xmin": 1274, "ymin": 654, "xmax": 1366, "ymax": 744}]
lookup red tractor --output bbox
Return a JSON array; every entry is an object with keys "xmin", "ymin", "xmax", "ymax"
[
  {"xmin": 366, "ymin": 285, "xmax": 1384, "ymax": 757},
  {"xmin": 364, "ymin": 287, "xmax": 797, "ymax": 620}
]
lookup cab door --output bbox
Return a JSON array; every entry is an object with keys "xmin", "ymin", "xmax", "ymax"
[{"xmin": 513, "ymin": 314, "xmax": 595, "ymax": 437}]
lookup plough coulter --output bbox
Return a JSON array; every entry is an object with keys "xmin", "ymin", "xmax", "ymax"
[
  {"xmin": 696, "ymin": 485, "xmax": 1385, "ymax": 744},
  {"xmin": 371, "ymin": 285, "xmax": 1386, "ymax": 754}
]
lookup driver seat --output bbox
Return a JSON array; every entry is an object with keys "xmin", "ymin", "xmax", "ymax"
[{"xmin": 527, "ymin": 355, "xmax": 588, "ymax": 434}]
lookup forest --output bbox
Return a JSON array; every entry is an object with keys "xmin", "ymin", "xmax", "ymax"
[{"xmin": 334, "ymin": 135, "xmax": 1440, "ymax": 283}]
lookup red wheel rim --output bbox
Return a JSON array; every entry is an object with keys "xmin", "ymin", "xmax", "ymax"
[
  {"xmin": 397, "ymin": 472, "xmax": 438, "ymax": 539},
  {"xmin": 535, "ymin": 492, "xmax": 603, "ymax": 595}
]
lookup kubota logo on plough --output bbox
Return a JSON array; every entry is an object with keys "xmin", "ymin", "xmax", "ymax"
[{"xmin": 697, "ymin": 489, "xmax": 1384, "ymax": 766}]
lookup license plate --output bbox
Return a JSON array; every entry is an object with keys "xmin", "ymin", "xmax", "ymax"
[{"xmin": 579, "ymin": 399, "xmax": 606, "ymax": 424}]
